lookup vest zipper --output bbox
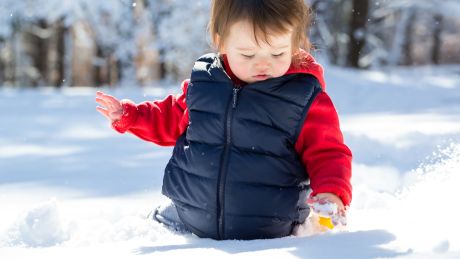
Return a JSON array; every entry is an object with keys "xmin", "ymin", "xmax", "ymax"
[
  {"xmin": 217, "ymin": 86, "xmax": 240, "ymax": 240},
  {"xmin": 232, "ymin": 87, "xmax": 240, "ymax": 108}
]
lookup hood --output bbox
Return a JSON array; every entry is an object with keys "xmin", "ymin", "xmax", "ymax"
[{"xmin": 286, "ymin": 49, "xmax": 326, "ymax": 90}]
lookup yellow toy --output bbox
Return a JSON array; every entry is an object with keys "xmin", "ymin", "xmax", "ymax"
[{"xmin": 319, "ymin": 216, "xmax": 334, "ymax": 229}]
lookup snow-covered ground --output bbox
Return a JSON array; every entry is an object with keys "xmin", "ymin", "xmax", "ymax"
[{"xmin": 1, "ymin": 65, "xmax": 460, "ymax": 258}]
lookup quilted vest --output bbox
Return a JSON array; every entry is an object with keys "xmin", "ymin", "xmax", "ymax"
[{"xmin": 162, "ymin": 53, "xmax": 322, "ymax": 240}]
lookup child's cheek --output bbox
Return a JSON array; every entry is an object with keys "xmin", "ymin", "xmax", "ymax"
[{"xmin": 232, "ymin": 60, "xmax": 251, "ymax": 76}]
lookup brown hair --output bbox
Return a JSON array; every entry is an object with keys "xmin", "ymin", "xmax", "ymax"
[{"xmin": 209, "ymin": 0, "xmax": 313, "ymax": 53}]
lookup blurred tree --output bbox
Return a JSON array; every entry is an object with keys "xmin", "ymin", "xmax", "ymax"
[
  {"xmin": 153, "ymin": 0, "xmax": 210, "ymax": 82},
  {"xmin": 309, "ymin": 0, "xmax": 352, "ymax": 66},
  {"xmin": 0, "ymin": 0, "xmax": 162, "ymax": 87},
  {"xmin": 386, "ymin": 6, "xmax": 416, "ymax": 66},
  {"xmin": 23, "ymin": 20, "xmax": 48, "ymax": 86},
  {"xmin": 1, "ymin": 0, "xmax": 460, "ymax": 87},
  {"xmin": 431, "ymin": 14, "xmax": 443, "ymax": 65},
  {"xmin": 347, "ymin": 0, "xmax": 369, "ymax": 68},
  {"xmin": 50, "ymin": 18, "xmax": 66, "ymax": 87}
]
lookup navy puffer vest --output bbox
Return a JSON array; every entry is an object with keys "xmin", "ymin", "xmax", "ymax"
[{"xmin": 162, "ymin": 53, "xmax": 323, "ymax": 240}]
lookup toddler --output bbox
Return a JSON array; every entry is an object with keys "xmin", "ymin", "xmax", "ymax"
[{"xmin": 96, "ymin": 0, "xmax": 352, "ymax": 240}]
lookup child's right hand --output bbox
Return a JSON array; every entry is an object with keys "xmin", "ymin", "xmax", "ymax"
[
  {"xmin": 95, "ymin": 91, "xmax": 123, "ymax": 122},
  {"xmin": 307, "ymin": 195, "xmax": 347, "ymax": 227}
]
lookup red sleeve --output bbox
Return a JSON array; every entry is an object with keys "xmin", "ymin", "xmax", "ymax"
[
  {"xmin": 112, "ymin": 80, "xmax": 190, "ymax": 146},
  {"xmin": 295, "ymin": 92, "xmax": 353, "ymax": 206}
]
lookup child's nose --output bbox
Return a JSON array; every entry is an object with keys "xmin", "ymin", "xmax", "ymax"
[{"xmin": 254, "ymin": 58, "xmax": 270, "ymax": 70}]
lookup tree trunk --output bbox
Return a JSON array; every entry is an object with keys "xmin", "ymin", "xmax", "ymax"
[
  {"xmin": 347, "ymin": 0, "xmax": 369, "ymax": 68},
  {"xmin": 48, "ymin": 19, "xmax": 66, "ymax": 87},
  {"xmin": 94, "ymin": 45, "xmax": 104, "ymax": 86},
  {"xmin": 431, "ymin": 14, "xmax": 443, "ymax": 65},
  {"xmin": 400, "ymin": 10, "xmax": 416, "ymax": 66},
  {"xmin": 388, "ymin": 8, "xmax": 415, "ymax": 66},
  {"xmin": 63, "ymin": 27, "xmax": 73, "ymax": 86},
  {"xmin": 0, "ymin": 40, "xmax": 5, "ymax": 85},
  {"xmin": 55, "ymin": 21, "xmax": 66, "ymax": 87},
  {"xmin": 13, "ymin": 22, "xmax": 23, "ymax": 86},
  {"xmin": 0, "ymin": 38, "xmax": 15, "ymax": 86},
  {"xmin": 71, "ymin": 21, "xmax": 97, "ymax": 86},
  {"xmin": 35, "ymin": 19, "xmax": 49, "ymax": 86}
]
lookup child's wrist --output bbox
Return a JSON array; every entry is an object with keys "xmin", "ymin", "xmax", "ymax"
[{"xmin": 111, "ymin": 100, "xmax": 138, "ymax": 133}]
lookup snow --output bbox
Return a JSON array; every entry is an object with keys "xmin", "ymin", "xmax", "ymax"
[{"xmin": 1, "ymin": 64, "xmax": 460, "ymax": 258}]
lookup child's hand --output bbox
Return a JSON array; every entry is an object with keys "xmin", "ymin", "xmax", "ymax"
[
  {"xmin": 307, "ymin": 193, "xmax": 347, "ymax": 227},
  {"xmin": 95, "ymin": 91, "xmax": 123, "ymax": 122}
]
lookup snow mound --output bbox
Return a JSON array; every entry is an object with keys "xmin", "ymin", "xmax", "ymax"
[
  {"xmin": 6, "ymin": 199, "xmax": 70, "ymax": 247},
  {"xmin": 351, "ymin": 142, "xmax": 460, "ymax": 253},
  {"xmin": 390, "ymin": 143, "xmax": 460, "ymax": 253},
  {"xmin": 65, "ymin": 209, "xmax": 176, "ymax": 246}
]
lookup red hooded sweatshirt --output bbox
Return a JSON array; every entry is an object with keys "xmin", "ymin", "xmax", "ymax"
[{"xmin": 112, "ymin": 52, "xmax": 353, "ymax": 206}]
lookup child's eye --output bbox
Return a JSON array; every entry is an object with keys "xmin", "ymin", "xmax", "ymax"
[
  {"xmin": 241, "ymin": 54, "xmax": 255, "ymax": 59},
  {"xmin": 272, "ymin": 52, "xmax": 285, "ymax": 58}
]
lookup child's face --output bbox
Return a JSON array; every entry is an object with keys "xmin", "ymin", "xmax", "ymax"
[{"xmin": 221, "ymin": 20, "xmax": 293, "ymax": 84}]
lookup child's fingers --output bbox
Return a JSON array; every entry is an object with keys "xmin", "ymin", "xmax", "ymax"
[
  {"xmin": 309, "ymin": 202, "xmax": 337, "ymax": 217},
  {"xmin": 339, "ymin": 215, "xmax": 347, "ymax": 226},
  {"xmin": 96, "ymin": 92, "xmax": 114, "ymax": 108},
  {"xmin": 331, "ymin": 213, "xmax": 347, "ymax": 227},
  {"xmin": 96, "ymin": 106, "xmax": 110, "ymax": 118},
  {"xmin": 96, "ymin": 92, "xmax": 120, "ymax": 108},
  {"xmin": 308, "ymin": 196, "xmax": 348, "ymax": 228},
  {"xmin": 97, "ymin": 95, "xmax": 115, "ymax": 107},
  {"xmin": 95, "ymin": 97, "xmax": 110, "ymax": 108}
]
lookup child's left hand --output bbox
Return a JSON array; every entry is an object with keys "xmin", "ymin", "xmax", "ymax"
[
  {"xmin": 307, "ymin": 193, "xmax": 347, "ymax": 227},
  {"xmin": 95, "ymin": 91, "xmax": 123, "ymax": 122}
]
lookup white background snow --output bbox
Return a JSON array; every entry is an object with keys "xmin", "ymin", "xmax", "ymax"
[{"xmin": 1, "ymin": 63, "xmax": 460, "ymax": 258}]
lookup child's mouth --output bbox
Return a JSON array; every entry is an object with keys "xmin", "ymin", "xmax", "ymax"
[{"xmin": 253, "ymin": 74, "xmax": 270, "ymax": 80}]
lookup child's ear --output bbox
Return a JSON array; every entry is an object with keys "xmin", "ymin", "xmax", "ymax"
[
  {"xmin": 215, "ymin": 34, "xmax": 220, "ymax": 46},
  {"xmin": 214, "ymin": 34, "xmax": 226, "ymax": 54}
]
